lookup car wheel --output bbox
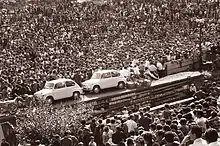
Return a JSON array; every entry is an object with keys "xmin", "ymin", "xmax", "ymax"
[
  {"xmin": 93, "ymin": 85, "xmax": 101, "ymax": 94},
  {"xmin": 46, "ymin": 96, "xmax": 54, "ymax": 104},
  {"xmin": 118, "ymin": 81, "xmax": 125, "ymax": 89},
  {"xmin": 73, "ymin": 91, "xmax": 80, "ymax": 100}
]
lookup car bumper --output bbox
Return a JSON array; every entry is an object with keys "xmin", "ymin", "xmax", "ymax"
[{"xmin": 82, "ymin": 88, "xmax": 92, "ymax": 92}]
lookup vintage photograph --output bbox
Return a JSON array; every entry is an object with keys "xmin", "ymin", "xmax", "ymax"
[{"xmin": 0, "ymin": 0, "xmax": 220, "ymax": 145}]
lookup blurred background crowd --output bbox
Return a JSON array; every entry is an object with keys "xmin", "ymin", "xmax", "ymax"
[{"xmin": 0, "ymin": 0, "xmax": 220, "ymax": 99}]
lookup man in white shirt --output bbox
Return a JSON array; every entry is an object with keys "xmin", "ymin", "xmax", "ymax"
[
  {"xmin": 120, "ymin": 67, "xmax": 130, "ymax": 78},
  {"xmin": 189, "ymin": 125, "xmax": 208, "ymax": 146},
  {"xmin": 195, "ymin": 110, "xmax": 207, "ymax": 132},
  {"xmin": 125, "ymin": 115, "xmax": 137, "ymax": 133},
  {"xmin": 156, "ymin": 60, "xmax": 164, "ymax": 78},
  {"xmin": 204, "ymin": 128, "xmax": 220, "ymax": 146}
]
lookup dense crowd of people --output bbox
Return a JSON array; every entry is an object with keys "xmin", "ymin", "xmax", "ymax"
[
  {"xmin": 0, "ymin": 0, "xmax": 220, "ymax": 99},
  {"xmin": 4, "ymin": 79, "xmax": 218, "ymax": 146},
  {"xmin": 0, "ymin": 0, "xmax": 220, "ymax": 144}
]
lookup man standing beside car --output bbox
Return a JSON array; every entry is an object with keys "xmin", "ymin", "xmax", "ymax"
[{"xmin": 73, "ymin": 69, "xmax": 82, "ymax": 87}]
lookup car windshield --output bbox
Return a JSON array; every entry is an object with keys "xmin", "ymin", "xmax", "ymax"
[
  {"xmin": 44, "ymin": 83, "xmax": 54, "ymax": 89},
  {"xmin": 91, "ymin": 73, "xmax": 101, "ymax": 79}
]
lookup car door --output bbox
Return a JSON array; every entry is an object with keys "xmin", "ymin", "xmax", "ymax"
[
  {"xmin": 100, "ymin": 72, "xmax": 112, "ymax": 89},
  {"xmin": 111, "ymin": 71, "xmax": 121, "ymax": 87},
  {"xmin": 65, "ymin": 80, "xmax": 76, "ymax": 97},
  {"xmin": 53, "ymin": 82, "xmax": 66, "ymax": 100}
]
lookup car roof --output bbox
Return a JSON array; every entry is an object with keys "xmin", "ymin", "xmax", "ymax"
[
  {"xmin": 94, "ymin": 70, "xmax": 118, "ymax": 74},
  {"xmin": 46, "ymin": 78, "xmax": 74, "ymax": 84}
]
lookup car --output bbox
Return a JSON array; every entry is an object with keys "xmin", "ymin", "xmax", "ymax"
[
  {"xmin": 82, "ymin": 70, "xmax": 127, "ymax": 93},
  {"xmin": 34, "ymin": 79, "xmax": 83, "ymax": 103}
]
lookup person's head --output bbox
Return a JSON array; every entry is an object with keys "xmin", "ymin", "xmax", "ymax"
[
  {"xmin": 164, "ymin": 104, "xmax": 170, "ymax": 109},
  {"xmin": 204, "ymin": 128, "xmax": 219, "ymax": 144},
  {"xmin": 156, "ymin": 130, "xmax": 165, "ymax": 140},
  {"xmin": 35, "ymin": 140, "xmax": 40, "ymax": 145},
  {"xmin": 210, "ymin": 111, "xmax": 217, "ymax": 117},
  {"xmin": 196, "ymin": 110, "xmax": 204, "ymax": 118},
  {"xmin": 78, "ymin": 142, "xmax": 84, "ymax": 146},
  {"xmin": 116, "ymin": 126, "xmax": 121, "ymax": 132},
  {"xmin": 190, "ymin": 103, "xmax": 196, "ymax": 109},
  {"xmin": 127, "ymin": 138, "xmax": 134, "ymax": 146},
  {"xmin": 189, "ymin": 125, "xmax": 203, "ymax": 140},
  {"xmin": 165, "ymin": 119, "xmax": 172, "ymax": 125},
  {"xmin": 129, "ymin": 130, "xmax": 135, "ymax": 136},
  {"xmin": 142, "ymin": 132, "xmax": 153, "ymax": 144},
  {"xmin": 81, "ymin": 120, "xmax": 86, "ymax": 126},
  {"xmin": 150, "ymin": 123, "xmax": 156, "ymax": 131},
  {"xmin": 106, "ymin": 119, "xmax": 110, "ymax": 124},
  {"xmin": 180, "ymin": 118, "xmax": 187, "ymax": 125},
  {"xmin": 54, "ymin": 134, "xmax": 60, "ymax": 140},
  {"xmin": 170, "ymin": 124, "xmax": 178, "ymax": 131},
  {"xmin": 111, "ymin": 119, "xmax": 115, "ymax": 124},
  {"xmin": 164, "ymin": 131, "xmax": 175, "ymax": 143},
  {"xmin": 104, "ymin": 126, "xmax": 109, "ymax": 132},
  {"xmin": 90, "ymin": 136, "xmax": 95, "ymax": 142},
  {"xmin": 98, "ymin": 119, "xmax": 102, "ymax": 124},
  {"xmin": 64, "ymin": 131, "xmax": 70, "ymax": 136},
  {"xmin": 135, "ymin": 136, "xmax": 145, "ymax": 146},
  {"xmin": 156, "ymin": 124, "xmax": 163, "ymax": 130},
  {"xmin": 163, "ymin": 125, "xmax": 171, "ymax": 132}
]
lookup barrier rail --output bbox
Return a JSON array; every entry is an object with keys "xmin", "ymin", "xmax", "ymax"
[{"xmin": 84, "ymin": 72, "xmax": 204, "ymax": 114}]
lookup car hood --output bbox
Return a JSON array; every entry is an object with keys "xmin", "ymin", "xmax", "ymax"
[
  {"xmin": 82, "ymin": 79, "xmax": 100, "ymax": 85},
  {"xmin": 34, "ymin": 89, "xmax": 52, "ymax": 95}
]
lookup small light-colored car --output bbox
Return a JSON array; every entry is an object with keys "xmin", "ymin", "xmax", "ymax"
[
  {"xmin": 34, "ymin": 79, "xmax": 83, "ymax": 103},
  {"xmin": 82, "ymin": 70, "xmax": 127, "ymax": 93}
]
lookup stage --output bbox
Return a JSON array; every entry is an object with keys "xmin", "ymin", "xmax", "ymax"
[{"xmin": 54, "ymin": 71, "xmax": 203, "ymax": 109}]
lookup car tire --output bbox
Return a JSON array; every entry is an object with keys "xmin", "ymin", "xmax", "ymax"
[
  {"xmin": 93, "ymin": 85, "xmax": 101, "ymax": 94},
  {"xmin": 73, "ymin": 91, "xmax": 80, "ymax": 100},
  {"xmin": 46, "ymin": 96, "xmax": 54, "ymax": 104},
  {"xmin": 118, "ymin": 81, "xmax": 125, "ymax": 89}
]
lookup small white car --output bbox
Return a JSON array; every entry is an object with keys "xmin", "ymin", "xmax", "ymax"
[
  {"xmin": 34, "ymin": 79, "xmax": 83, "ymax": 103},
  {"xmin": 82, "ymin": 70, "xmax": 127, "ymax": 93}
]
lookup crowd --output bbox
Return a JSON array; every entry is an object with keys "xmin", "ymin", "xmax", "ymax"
[
  {"xmin": 0, "ymin": 0, "xmax": 220, "ymax": 99},
  {"xmin": 6, "ymin": 78, "xmax": 219, "ymax": 146}
]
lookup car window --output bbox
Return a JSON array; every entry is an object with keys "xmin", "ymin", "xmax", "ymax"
[
  {"xmin": 91, "ymin": 73, "xmax": 101, "ymax": 79},
  {"xmin": 112, "ymin": 72, "xmax": 120, "ymax": 77},
  {"xmin": 101, "ymin": 73, "xmax": 111, "ymax": 79},
  {"xmin": 54, "ymin": 82, "xmax": 65, "ymax": 89},
  {"xmin": 66, "ymin": 81, "xmax": 75, "ymax": 87},
  {"xmin": 44, "ymin": 83, "xmax": 54, "ymax": 89}
]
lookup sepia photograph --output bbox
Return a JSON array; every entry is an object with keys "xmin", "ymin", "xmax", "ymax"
[{"xmin": 0, "ymin": 0, "xmax": 220, "ymax": 145}]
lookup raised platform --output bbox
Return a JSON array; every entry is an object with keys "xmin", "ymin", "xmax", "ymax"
[{"xmin": 54, "ymin": 72, "xmax": 203, "ymax": 112}]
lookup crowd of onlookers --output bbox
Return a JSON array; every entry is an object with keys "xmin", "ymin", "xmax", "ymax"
[
  {"xmin": 0, "ymin": 0, "xmax": 220, "ymax": 100},
  {"xmin": 4, "ymin": 79, "xmax": 218, "ymax": 146}
]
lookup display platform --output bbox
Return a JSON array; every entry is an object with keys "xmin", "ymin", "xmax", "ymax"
[{"xmin": 55, "ymin": 72, "xmax": 204, "ymax": 111}]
